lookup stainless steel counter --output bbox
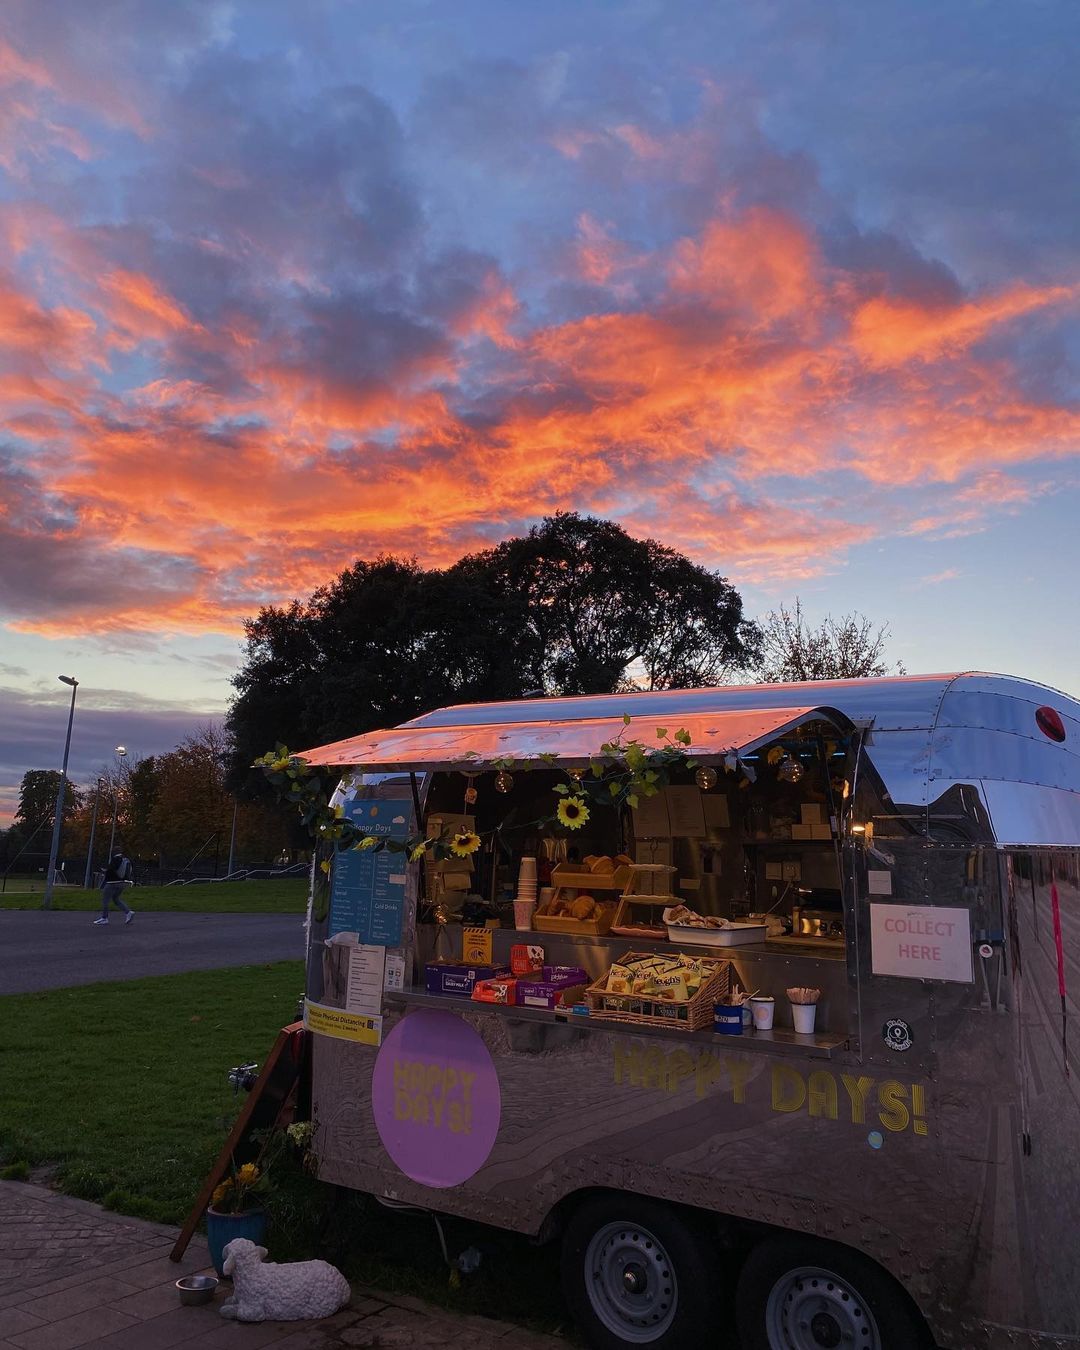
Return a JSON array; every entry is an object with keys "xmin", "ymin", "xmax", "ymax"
[{"xmin": 388, "ymin": 988, "xmax": 848, "ymax": 1059}]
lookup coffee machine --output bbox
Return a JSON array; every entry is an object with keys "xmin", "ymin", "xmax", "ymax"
[{"xmin": 791, "ymin": 888, "xmax": 845, "ymax": 944}]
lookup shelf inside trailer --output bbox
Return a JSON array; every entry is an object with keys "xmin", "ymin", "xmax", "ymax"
[
  {"xmin": 497, "ymin": 929, "xmax": 848, "ymax": 962},
  {"xmin": 387, "ymin": 989, "xmax": 849, "ymax": 1059}
]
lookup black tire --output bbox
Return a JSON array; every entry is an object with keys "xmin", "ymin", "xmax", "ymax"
[
  {"xmin": 561, "ymin": 1193, "xmax": 725, "ymax": 1350},
  {"xmin": 735, "ymin": 1235, "xmax": 930, "ymax": 1350}
]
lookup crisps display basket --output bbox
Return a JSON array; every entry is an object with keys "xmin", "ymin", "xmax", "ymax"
[{"xmin": 584, "ymin": 951, "xmax": 733, "ymax": 1030}]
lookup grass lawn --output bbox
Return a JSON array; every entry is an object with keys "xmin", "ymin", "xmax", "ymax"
[
  {"xmin": 0, "ymin": 961, "xmax": 305, "ymax": 1222},
  {"xmin": 0, "ymin": 877, "xmax": 307, "ymax": 913},
  {"xmin": 0, "ymin": 961, "xmax": 574, "ymax": 1337}
]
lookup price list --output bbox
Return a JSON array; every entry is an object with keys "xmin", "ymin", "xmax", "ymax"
[{"xmin": 328, "ymin": 798, "xmax": 412, "ymax": 945}]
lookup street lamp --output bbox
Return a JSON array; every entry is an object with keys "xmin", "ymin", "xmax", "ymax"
[
  {"xmin": 107, "ymin": 746, "xmax": 127, "ymax": 859},
  {"xmin": 42, "ymin": 676, "xmax": 79, "ymax": 911},
  {"xmin": 83, "ymin": 777, "xmax": 106, "ymax": 890}
]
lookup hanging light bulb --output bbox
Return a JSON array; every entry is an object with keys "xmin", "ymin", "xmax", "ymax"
[
  {"xmin": 463, "ymin": 775, "xmax": 478, "ymax": 806},
  {"xmin": 695, "ymin": 765, "xmax": 718, "ymax": 791},
  {"xmin": 777, "ymin": 754, "xmax": 804, "ymax": 784},
  {"xmin": 495, "ymin": 770, "xmax": 514, "ymax": 793},
  {"xmin": 568, "ymin": 767, "xmax": 585, "ymax": 784}
]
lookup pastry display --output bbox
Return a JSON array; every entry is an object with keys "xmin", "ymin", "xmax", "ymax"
[
  {"xmin": 664, "ymin": 904, "xmax": 728, "ymax": 929},
  {"xmin": 663, "ymin": 904, "xmax": 768, "ymax": 948}
]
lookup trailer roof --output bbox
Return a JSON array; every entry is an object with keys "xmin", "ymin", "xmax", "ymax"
[
  {"xmin": 295, "ymin": 704, "xmax": 845, "ymax": 771},
  {"xmin": 401, "ymin": 671, "xmax": 1080, "ymax": 735}
]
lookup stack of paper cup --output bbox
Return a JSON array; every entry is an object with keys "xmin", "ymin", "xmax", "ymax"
[{"xmin": 514, "ymin": 857, "xmax": 538, "ymax": 929}]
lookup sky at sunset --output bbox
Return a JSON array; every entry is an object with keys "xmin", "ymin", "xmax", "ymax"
[{"xmin": 2, "ymin": 0, "xmax": 1079, "ymax": 825}]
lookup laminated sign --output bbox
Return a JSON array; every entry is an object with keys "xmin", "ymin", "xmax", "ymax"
[
  {"xmin": 304, "ymin": 1000, "xmax": 383, "ymax": 1046},
  {"xmin": 869, "ymin": 904, "xmax": 973, "ymax": 983},
  {"xmin": 328, "ymin": 798, "xmax": 412, "ymax": 944}
]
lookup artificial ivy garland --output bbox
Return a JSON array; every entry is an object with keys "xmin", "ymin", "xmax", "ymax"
[{"xmin": 256, "ymin": 717, "xmax": 758, "ymax": 869}]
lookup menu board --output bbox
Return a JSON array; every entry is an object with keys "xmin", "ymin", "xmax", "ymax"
[{"xmin": 328, "ymin": 798, "xmax": 412, "ymax": 943}]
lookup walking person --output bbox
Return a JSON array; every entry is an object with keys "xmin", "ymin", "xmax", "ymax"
[{"xmin": 95, "ymin": 849, "xmax": 135, "ymax": 925}]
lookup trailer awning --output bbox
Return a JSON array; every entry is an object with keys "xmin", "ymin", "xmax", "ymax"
[{"xmin": 293, "ymin": 704, "xmax": 843, "ymax": 772}]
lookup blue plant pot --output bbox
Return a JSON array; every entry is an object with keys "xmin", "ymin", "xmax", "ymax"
[{"xmin": 205, "ymin": 1206, "xmax": 267, "ymax": 1277}]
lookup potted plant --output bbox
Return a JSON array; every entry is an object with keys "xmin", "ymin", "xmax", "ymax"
[{"xmin": 206, "ymin": 1159, "xmax": 271, "ymax": 1277}]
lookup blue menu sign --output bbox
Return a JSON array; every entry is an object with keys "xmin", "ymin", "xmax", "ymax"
[{"xmin": 328, "ymin": 798, "xmax": 412, "ymax": 944}]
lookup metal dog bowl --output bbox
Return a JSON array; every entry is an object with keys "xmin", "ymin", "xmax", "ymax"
[{"xmin": 176, "ymin": 1274, "xmax": 219, "ymax": 1305}]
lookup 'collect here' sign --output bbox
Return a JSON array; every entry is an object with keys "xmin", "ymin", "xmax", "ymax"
[{"xmin": 869, "ymin": 903, "xmax": 973, "ymax": 983}]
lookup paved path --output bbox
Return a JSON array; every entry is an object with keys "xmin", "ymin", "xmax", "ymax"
[
  {"xmin": 0, "ymin": 913, "xmax": 306, "ymax": 995},
  {"xmin": 0, "ymin": 1182, "xmax": 567, "ymax": 1350}
]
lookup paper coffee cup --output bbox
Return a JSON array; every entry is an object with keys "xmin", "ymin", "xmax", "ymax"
[
  {"xmin": 791, "ymin": 1001, "xmax": 817, "ymax": 1034},
  {"xmin": 750, "ymin": 996, "xmax": 775, "ymax": 1030},
  {"xmin": 513, "ymin": 899, "xmax": 537, "ymax": 930}
]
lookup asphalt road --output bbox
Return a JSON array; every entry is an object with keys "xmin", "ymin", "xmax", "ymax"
[{"xmin": 0, "ymin": 910, "xmax": 306, "ymax": 994}]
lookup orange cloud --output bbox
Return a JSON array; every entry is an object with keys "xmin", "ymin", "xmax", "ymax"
[
  {"xmin": 98, "ymin": 270, "xmax": 204, "ymax": 343},
  {"xmin": 850, "ymin": 283, "xmax": 1077, "ymax": 368},
  {"xmin": 3, "ymin": 197, "xmax": 1078, "ymax": 640}
]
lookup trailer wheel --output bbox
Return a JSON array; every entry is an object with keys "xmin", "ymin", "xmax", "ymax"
[
  {"xmin": 735, "ymin": 1236, "xmax": 928, "ymax": 1350},
  {"xmin": 561, "ymin": 1195, "xmax": 721, "ymax": 1349}
]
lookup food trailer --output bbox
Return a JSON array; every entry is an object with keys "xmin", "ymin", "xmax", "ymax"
[{"xmin": 293, "ymin": 672, "xmax": 1080, "ymax": 1350}]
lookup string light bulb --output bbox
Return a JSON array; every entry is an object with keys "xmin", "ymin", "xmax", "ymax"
[
  {"xmin": 463, "ymin": 775, "xmax": 478, "ymax": 806},
  {"xmin": 777, "ymin": 754, "xmax": 804, "ymax": 784},
  {"xmin": 694, "ymin": 765, "xmax": 718, "ymax": 791},
  {"xmin": 495, "ymin": 771, "xmax": 513, "ymax": 793}
]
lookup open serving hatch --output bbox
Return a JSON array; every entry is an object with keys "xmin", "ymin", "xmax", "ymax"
[{"xmin": 294, "ymin": 704, "xmax": 851, "ymax": 773}]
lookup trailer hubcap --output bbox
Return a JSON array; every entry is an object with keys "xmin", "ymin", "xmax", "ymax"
[
  {"xmin": 765, "ymin": 1266, "xmax": 881, "ymax": 1350},
  {"xmin": 585, "ymin": 1222, "xmax": 678, "ymax": 1342}
]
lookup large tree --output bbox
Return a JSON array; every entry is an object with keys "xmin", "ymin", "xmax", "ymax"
[
  {"xmin": 227, "ymin": 556, "xmax": 526, "ymax": 786},
  {"xmin": 754, "ymin": 598, "xmax": 905, "ymax": 683},
  {"xmin": 450, "ymin": 513, "xmax": 759, "ymax": 694},
  {"xmin": 14, "ymin": 770, "xmax": 81, "ymax": 831},
  {"xmin": 227, "ymin": 513, "xmax": 759, "ymax": 781}
]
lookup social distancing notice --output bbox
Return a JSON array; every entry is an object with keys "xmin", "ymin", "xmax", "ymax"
[{"xmin": 304, "ymin": 999, "xmax": 383, "ymax": 1046}]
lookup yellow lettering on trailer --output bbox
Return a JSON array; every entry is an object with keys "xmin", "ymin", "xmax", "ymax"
[{"xmin": 611, "ymin": 1040, "xmax": 930, "ymax": 1137}]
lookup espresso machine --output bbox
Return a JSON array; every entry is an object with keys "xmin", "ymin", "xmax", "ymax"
[{"xmin": 790, "ymin": 888, "xmax": 845, "ymax": 945}]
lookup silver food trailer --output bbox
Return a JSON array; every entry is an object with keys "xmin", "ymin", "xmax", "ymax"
[{"xmin": 295, "ymin": 672, "xmax": 1080, "ymax": 1350}]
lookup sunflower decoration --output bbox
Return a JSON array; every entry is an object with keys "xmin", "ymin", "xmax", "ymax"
[
  {"xmin": 557, "ymin": 796, "xmax": 590, "ymax": 830},
  {"xmin": 449, "ymin": 830, "xmax": 482, "ymax": 857}
]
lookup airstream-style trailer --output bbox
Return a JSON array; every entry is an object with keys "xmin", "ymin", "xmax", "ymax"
[{"xmin": 295, "ymin": 673, "xmax": 1080, "ymax": 1350}]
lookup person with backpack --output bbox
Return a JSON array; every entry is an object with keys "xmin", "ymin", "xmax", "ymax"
[{"xmin": 95, "ymin": 850, "xmax": 135, "ymax": 925}]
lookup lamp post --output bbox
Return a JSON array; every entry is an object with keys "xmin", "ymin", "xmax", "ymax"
[
  {"xmin": 83, "ymin": 777, "xmax": 106, "ymax": 890},
  {"xmin": 215, "ymin": 750, "xmax": 239, "ymax": 876},
  {"xmin": 42, "ymin": 676, "xmax": 79, "ymax": 911},
  {"xmin": 107, "ymin": 746, "xmax": 127, "ymax": 859},
  {"xmin": 226, "ymin": 798, "xmax": 239, "ymax": 876}
]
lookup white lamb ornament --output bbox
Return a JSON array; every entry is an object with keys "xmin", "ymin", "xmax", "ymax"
[{"xmin": 220, "ymin": 1238, "xmax": 351, "ymax": 1322}]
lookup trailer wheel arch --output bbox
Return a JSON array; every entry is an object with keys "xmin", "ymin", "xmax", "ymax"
[
  {"xmin": 540, "ymin": 1188, "xmax": 934, "ymax": 1348},
  {"xmin": 735, "ymin": 1231, "xmax": 935, "ymax": 1350}
]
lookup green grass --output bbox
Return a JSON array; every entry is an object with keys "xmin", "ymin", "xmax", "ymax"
[
  {"xmin": 0, "ymin": 960, "xmax": 575, "ymax": 1337},
  {"xmin": 0, "ymin": 961, "xmax": 304, "ymax": 1223},
  {"xmin": 0, "ymin": 878, "xmax": 307, "ymax": 913}
]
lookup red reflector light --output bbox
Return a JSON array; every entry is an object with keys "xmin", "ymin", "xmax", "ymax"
[{"xmin": 1036, "ymin": 706, "xmax": 1066, "ymax": 742}]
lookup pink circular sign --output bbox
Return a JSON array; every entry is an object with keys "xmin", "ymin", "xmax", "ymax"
[{"xmin": 371, "ymin": 1009, "xmax": 502, "ymax": 1189}]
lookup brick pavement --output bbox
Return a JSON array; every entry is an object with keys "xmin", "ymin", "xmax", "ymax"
[{"xmin": 0, "ymin": 1182, "xmax": 568, "ymax": 1349}]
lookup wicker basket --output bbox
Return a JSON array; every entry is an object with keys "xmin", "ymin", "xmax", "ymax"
[{"xmin": 585, "ymin": 951, "xmax": 733, "ymax": 1031}]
